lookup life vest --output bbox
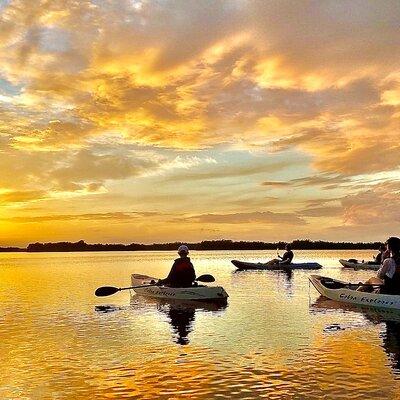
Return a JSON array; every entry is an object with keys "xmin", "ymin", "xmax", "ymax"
[
  {"xmin": 174, "ymin": 258, "xmax": 192, "ymax": 273},
  {"xmin": 382, "ymin": 257, "xmax": 400, "ymax": 295},
  {"xmin": 167, "ymin": 257, "xmax": 196, "ymax": 288}
]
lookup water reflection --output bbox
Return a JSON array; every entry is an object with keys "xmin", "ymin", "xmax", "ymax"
[
  {"xmin": 6, "ymin": 250, "xmax": 400, "ymax": 398},
  {"xmin": 310, "ymin": 296, "xmax": 400, "ymax": 323},
  {"xmin": 233, "ymin": 268, "xmax": 294, "ymax": 298},
  {"xmin": 131, "ymin": 295, "xmax": 227, "ymax": 345},
  {"xmin": 383, "ymin": 321, "xmax": 400, "ymax": 373},
  {"xmin": 311, "ymin": 296, "xmax": 400, "ymax": 374},
  {"xmin": 162, "ymin": 304, "xmax": 195, "ymax": 345},
  {"xmin": 280, "ymin": 269, "xmax": 294, "ymax": 298},
  {"xmin": 94, "ymin": 305, "xmax": 123, "ymax": 313}
]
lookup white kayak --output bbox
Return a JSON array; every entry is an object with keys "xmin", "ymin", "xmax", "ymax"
[
  {"xmin": 131, "ymin": 274, "xmax": 228, "ymax": 302},
  {"xmin": 232, "ymin": 260, "xmax": 322, "ymax": 271},
  {"xmin": 309, "ymin": 275, "xmax": 400, "ymax": 310},
  {"xmin": 339, "ymin": 259, "xmax": 380, "ymax": 271},
  {"xmin": 310, "ymin": 296, "xmax": 400, "ymax": 322}
]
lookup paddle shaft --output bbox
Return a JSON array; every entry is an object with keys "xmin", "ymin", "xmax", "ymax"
[
  {"xmin": 120, "ymin": 274, "xmax": 214, "ymax": 291},
  {"xmin": 95, "ymin": 274, "xmax": 216, "ymax": 296},
  {"xmin": 117, "ymin": 283, "xmax": 157, "ymax": 292}
]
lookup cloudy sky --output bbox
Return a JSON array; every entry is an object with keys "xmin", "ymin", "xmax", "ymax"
[{"xmin": 1, "ymin": 0, "xmax": 400, "ymax": 246}]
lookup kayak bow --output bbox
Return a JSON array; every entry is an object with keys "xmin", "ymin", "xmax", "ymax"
[{"xmin": 309, "ymin": 275, "xmax": 400, "ymax": 310}]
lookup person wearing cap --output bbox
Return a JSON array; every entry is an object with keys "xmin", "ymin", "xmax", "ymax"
[{"xmin": 158, "ymin": 245, "xmax": 196, "ymax": 288}]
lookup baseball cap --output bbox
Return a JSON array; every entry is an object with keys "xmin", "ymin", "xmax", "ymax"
[{"xmin": 178, "ymin": 245, "xmax": 189, "ymax": 254}]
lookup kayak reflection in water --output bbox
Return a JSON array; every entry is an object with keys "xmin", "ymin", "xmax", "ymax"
[
  {"xmin": 158, "ymin": 245, "xmax": 196, "ymax": 288},
  {"xmin": 265, "ymin": 243, "xmax": 294, "ymax": 267}
]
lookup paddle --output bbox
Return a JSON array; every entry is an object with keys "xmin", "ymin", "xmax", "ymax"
[{"xmin": 95, "ymin": 274, "xmax": 216, "ymax": 297}]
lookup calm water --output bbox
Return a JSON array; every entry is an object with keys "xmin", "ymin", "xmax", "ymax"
[{"xmin": 1, "ymin": 250, "xmax": 400, "ymax": 399}]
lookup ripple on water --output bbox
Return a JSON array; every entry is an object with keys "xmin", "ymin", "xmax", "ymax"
[{"xmin": 1, "ymin": 250, "xmax": 400, "ymax": 399}]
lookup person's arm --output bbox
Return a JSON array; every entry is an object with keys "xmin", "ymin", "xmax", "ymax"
[
  {"xmin": 279, "ymin": 251, "xmax": 292, "ymax": 264},
  {"xmin": 189, "ymin": 262, "xmax": 196, "ymax": 282},
  {"xmin": 159, "ymin": 260, "xmax": 178, "ymax": 284},
  {"xmin": 377, "ymin": 259, "xmax": 395, "ymax": 280}
]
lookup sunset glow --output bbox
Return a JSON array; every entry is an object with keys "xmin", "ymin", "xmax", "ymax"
[{"xmin": 1, "ymin": 0, "xmax": 400, "ymax": 246}]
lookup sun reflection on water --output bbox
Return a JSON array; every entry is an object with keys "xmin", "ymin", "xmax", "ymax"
[{"xmin": 1, "ymin": 250, "xmax": 400, "ymax": 398}]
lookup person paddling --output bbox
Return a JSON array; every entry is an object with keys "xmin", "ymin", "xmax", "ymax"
[
  {"xmin": 358, "ymin": 237, "xmax": 400, "ymax": 294},
  {"xmin": 278, "ymin": 243, "xmax": 294, "ymax": 265},
  {"xmin": 266, "ymin": 243, "xmax": 294, "ymax": 266},
  {"xmin": 158, "ymin": 245, "xmax": 196, "ymax": 288}
]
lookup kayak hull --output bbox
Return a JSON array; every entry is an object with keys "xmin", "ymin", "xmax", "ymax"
[
  {"xmin": 310, "ymin": 296, "xmax": 400, "ymax": 322},
  {"xmin": 309, "ymin": 274, "xmax": 400, "ymax": 310},
  {"xmin": 231, "ymin": 260, "xmax": 322, "ymax": 271},
  {"xmin": 131, "ymin": 274, "xmax": 228, "ymax": 302},
  {"xmin": 339, "ymin": 259, "xmax": 380, "ymax": 271}
]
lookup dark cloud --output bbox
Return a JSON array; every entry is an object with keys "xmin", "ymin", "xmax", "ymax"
[
  {"xmin": 168, "ymin": 159, "xmax": 294, "ymax": 181},
  {"xmin": 5, "ymin": 211, "xmax": 158, "ymax": 223},
  {"xmin": 51, "ymin": 148, "xmax": 156, "ymax": 183},
  {"xmin": 0, "ymin": 189, "xmax": 48, "ymax": 204},
  {"xmin": 299, "ymin": 206, "xmax": 343, "ymax": 218},
  {"xmin": 182, "ymin": 211, "xmax": 306, "ymax": 225},
  {"xmin": 341, "ymin": 182, "xmax": 400, "ymax": 225},
  {"xmin": 261, "ymin": 181, "xmax": 291, "ymax": 187}
]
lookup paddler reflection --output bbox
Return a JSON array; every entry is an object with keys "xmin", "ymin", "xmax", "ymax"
[
  {"xmin": 157, "ymin": 300, "xmax": 227, "ymax": 345},
  {"xmin": 165, "ymin": 305, "xmax": 195, "ymax": 345},
  {"xmin": 281, "ymin": 268, "xmax": 294, "ymax": 298},
  {"xmin": 382, "ymin": 320, "xmax": 400, "ymax": 372}
]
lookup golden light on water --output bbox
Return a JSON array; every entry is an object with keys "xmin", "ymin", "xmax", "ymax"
[{"xmin": 2, "ymin": 250, "xmax": 400, "ymax": 398}]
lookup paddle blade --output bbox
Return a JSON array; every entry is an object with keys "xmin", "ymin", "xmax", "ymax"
[
  {"xmin": 196, "ymin": 274, "xmax": 215, "ymax": 283},
  {"xmin": 95, "ymin": 286, "xmax": 120, "ymax": 297}
]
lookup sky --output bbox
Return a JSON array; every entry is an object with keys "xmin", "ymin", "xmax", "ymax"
[{"xmin": 0, "ymin": 0, "xmax": 400, "ymax": 246}]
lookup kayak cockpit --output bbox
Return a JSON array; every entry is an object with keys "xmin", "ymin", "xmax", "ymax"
[
  {"xmin": 312, "ymin": 275, "xmax": 362, "ymax": 291},
  {"xmin": 130, "ymin": 273, "xmax": 229, "ymax": 302},
  {"xmin": 318, "ymin": 277, "xmax": 349, "ymax": 290}
]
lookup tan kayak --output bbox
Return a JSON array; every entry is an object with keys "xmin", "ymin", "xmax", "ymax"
[{"xmin": 131, "ymin": 274, "xmax": 228, "ymax": 302}]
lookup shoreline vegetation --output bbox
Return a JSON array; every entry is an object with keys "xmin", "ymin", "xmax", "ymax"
[{"xmin": 0, "ymin": 239, "xmax": 383, "ymax": 253}]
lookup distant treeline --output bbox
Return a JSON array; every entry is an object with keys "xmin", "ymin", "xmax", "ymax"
[
  {"xmin": 19, "ymin": 239, "xmax": 383, "ymax": 252},
  {"xmin": 0, "ymin": 247, "xmax": 25, "ymax": 252}
]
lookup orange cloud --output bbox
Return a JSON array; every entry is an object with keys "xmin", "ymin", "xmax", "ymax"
[{"xmin": 0, "ymin": 1, "xmax": 400, "ymax": 243}]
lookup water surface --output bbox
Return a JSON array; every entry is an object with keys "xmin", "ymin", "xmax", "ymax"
[{"xmin": 1, "ymin": 250, "xmax": 399, "ymax": 399}]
